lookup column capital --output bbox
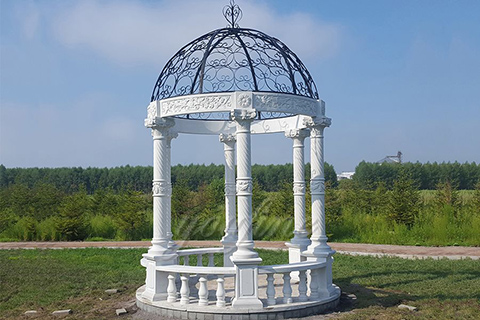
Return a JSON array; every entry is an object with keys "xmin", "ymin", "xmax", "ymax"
[
  {"xmin": 146, "ymin": 117, "xmax": 175, "ymax": 130},
  {"xmin": 303, "ymin": 116, "xmax": 332, "ymax": 129},
  {"xmin": 231, "ymin": 109, "xmax": 257, "ymax": 122},
  {"xmin": 285, "ymin": 128, "xmax": 310, "ymax": 140},
  {"xmin": 219, "ymin": 133, "xmax": 236, "ymax": 144},
  {"xmin": 165, "ymin": 132, "xmax": 178, "ymax": 147}
]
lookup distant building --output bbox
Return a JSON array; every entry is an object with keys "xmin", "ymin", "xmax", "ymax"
[
  {"xmin": 337, "ymin": 171, "xmax": 355, "ymax": 180},
  {"xmin": 377, "ymin": 151, "xmax": 402, "ymax": 164}
]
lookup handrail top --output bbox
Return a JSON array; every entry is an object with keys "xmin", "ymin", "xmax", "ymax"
[
  {"xmin": 259, "ymin": 261, "xmax": 326, "ymax": 274},
  {"xmin": 177, "ymin": 247, "xmax": 224, "ymax": 255},
  {"xmin": 156, "ymin": 264, "xmax": 235, "ymax": 275}
]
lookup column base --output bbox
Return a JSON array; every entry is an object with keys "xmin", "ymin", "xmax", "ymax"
[
  {"xmin": 286, "ymin": 238, "xmax": 310, "ymax": 281},
  {"xmin": 231, "ymin": 241, "xmax": 260, "ymax": 260},
  {"xmin": 304, "ymin": 236, "xmax": 333, "ymax": 256}
]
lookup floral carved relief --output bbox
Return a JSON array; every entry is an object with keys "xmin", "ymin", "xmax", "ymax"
[{"xmin": 161, "ymin": 95, "xmax": 232, "ymax": 117}]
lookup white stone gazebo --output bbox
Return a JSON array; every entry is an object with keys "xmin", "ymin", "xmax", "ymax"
[{"xmin": 137, "ymin": 2, "xmax": 340, "ymax": 319}]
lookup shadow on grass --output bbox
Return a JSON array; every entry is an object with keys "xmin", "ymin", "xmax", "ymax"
[{"xmin": 333, "ymin": 266, "xmax": 480, "ymax": 313}]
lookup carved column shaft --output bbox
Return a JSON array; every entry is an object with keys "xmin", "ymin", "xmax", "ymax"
[
  {"xmin": 220, "ymin": 134, "xmax": 237, "ymax": 242},
  {"xmin": 305, "ymin": 116, "xmax": 331, "ymax": 253},
  {"xmin": 150, "ymin": 120, "xmax": 175, "ymax": 255},
  {"xmin": 166, "ymin": 133, "xmax": 177, "ymax": 248},
  {"xmin": 231, "ymin": 109, "xmax": 259, "ymax": 260},
  {"xmin": 286, "ymin": 129, "xmax": 309, "ymax": 242}
]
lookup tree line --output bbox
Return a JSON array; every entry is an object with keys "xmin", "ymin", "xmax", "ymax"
[
  {"xmin": 0, "ymin": 163, "xmax": 337, "ymax": 194},
  {"xmin": 353, "ymin": 161, "xmax": 480, "ymax": 190}
]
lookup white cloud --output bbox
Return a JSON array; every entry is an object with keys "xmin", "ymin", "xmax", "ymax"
[{"xmin": 51, "ymin": 0, "xmax": 342, "ymax": 67}]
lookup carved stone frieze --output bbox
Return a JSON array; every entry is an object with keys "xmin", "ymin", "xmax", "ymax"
[
  {"xmin": 161, "ymin": 95, "xmax": 232, "ymax": 117},
  {"xmin": 152, "ymin": 181, "xmax": 172, "ymax": 196},
  {"xmin": 253, "ymin": 94, "xmax": 318, "ymax": 116},
  {"xmin": 236, "ymin": 180, "xmax": 253, "ymax": 194}
]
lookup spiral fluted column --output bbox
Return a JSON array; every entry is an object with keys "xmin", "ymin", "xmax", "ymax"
[
  {"xmin": 143, "ymin": 116, "xmax": 177, "ymax": 302},
  {"xmin": 220, "ymin": 133, "xmax": 237, "ymax": 267},
  {"xmin": 150, "ymin": 118, "xmax": 175, "ymax": 255},
  {"xmin": 304, "ymin": 116, "xmax": 331, "ymax": 253},
  {"xmin": 166, "ymin": 132, "xmax": 178, "ymax": 249},
  {"xmin": 230, "ymin": 107, "xmax": 262, "ymax": 310},
  {"xmin": 285, "ymin": 129, "xmax": 310, "ymax": 277},
  {"xmin": 231, "ymin": 109, "xmax": 259, "ymax": 261},
  {"xmin": 285, "ymin": 129, "xmax": 310, "ymax": 245}
]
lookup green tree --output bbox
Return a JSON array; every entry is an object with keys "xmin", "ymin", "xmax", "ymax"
[
  {"xmin": 56, "ymin": 190, "xmax": 90, "ymax": 240},
  {"xmin": 387, "ymin": 172, "xmax": 419, "ymax": 227},
  {"xmin": 115, "ymin": 191, "xmax": 149, "ymax": 240}
]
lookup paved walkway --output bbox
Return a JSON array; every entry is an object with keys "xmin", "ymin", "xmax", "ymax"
[{"xmin": 1, "ymin": 241, "xmax": 479, "ymax": 260}]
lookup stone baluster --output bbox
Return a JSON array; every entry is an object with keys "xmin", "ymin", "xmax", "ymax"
[
  {"xmin": 282, "ymin": 273, "xmax": 293, "ymax": 304},
  {"xmin": 208, "ymin": 253, "xmax": 215, "ymax": 267},
  {"xmin": 266, "ymin": 273, "xmax": 276, "ymax": 306},
  {"xmin": 220, "ymin": 133, "xmax": 237, "ymax": 267},
  {"xmin": 197, "ymin": 254, "xmax": 203, "ymax": 266},
  {"xmin": 180, "ymin": 275, "xmax": 190, "ymax": 305},
  {"xmin": 298, "ymin": 270, "xmax": 308, "ymax": 302},
  {"xmin": 183, "ymin": 256, "xmax": 189, "ymax": 266},
  {"xmin": 167, "ymin": 274, "xmax": 177, "ymax": 303},
  {"xmin": 216, "ymin": 276, "xmax": 226, "ymax": 307},
  {"xmin": 198, "ymin": 275, "xmax": 208, "ymax": 306},
  {"xmin": 309, "ymin": 268, "xmax": 319, "ymax": 300}
]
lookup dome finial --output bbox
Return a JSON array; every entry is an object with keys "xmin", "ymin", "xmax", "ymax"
[{"xmin": 223, "ymin": 0, "xmax": 242, "ymax": 28}]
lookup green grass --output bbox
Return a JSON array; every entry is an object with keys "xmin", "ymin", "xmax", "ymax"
[{"xmin": 1, "ymin": 249, "xmax": 479, "ymax": 319}]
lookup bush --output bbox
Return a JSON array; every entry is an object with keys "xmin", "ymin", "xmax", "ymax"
[{"xmin": 88, "ymin": 215, "xmax": 116, "ymax": 239}]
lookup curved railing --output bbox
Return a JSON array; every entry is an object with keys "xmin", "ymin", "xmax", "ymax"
[{"xmin": 152, "ymin": 247, "xmax": 328, "ymax": 309}]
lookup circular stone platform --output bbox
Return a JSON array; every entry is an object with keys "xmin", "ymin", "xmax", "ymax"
[{"xmin": 136, "ymin": 284, "xmax": 341, "ymax": 320}]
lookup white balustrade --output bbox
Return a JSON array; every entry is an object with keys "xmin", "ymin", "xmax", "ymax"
[{"xmin": 153, "ymin": 248, "xmax": 327, "ymax": 308}]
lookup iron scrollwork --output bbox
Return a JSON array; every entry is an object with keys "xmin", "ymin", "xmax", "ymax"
[{"xmin": 150, "ymin": 1, "xmax": 319, "ymax": 121}]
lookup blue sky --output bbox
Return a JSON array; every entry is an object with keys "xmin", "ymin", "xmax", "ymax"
[{"xmin": 1, "ymin": 0, "xmax": 479, "ymax": 173}]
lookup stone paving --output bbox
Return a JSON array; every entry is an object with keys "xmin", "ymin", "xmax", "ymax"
[{"xmin": 1, "ymin": 241, "xmax": 479, "ymax": 259}]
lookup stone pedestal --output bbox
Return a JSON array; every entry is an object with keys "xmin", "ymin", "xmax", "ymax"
[
  {"xmin": 142, "ymin": 253, "xmax": 177, "ymax": 301},
  {"xmin": 231, "ymin": 258, "xmax": 263, "ymax": 309}
]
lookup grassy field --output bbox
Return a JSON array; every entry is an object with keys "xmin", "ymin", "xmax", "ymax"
[{"xmin": 0, "ymin": 249, "xmax": 479, "ymax": 319}]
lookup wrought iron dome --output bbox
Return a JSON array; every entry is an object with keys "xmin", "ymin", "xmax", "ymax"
[{"xmin": 151, "ymin": 1, "xmax": 319, "ymax": 120}]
